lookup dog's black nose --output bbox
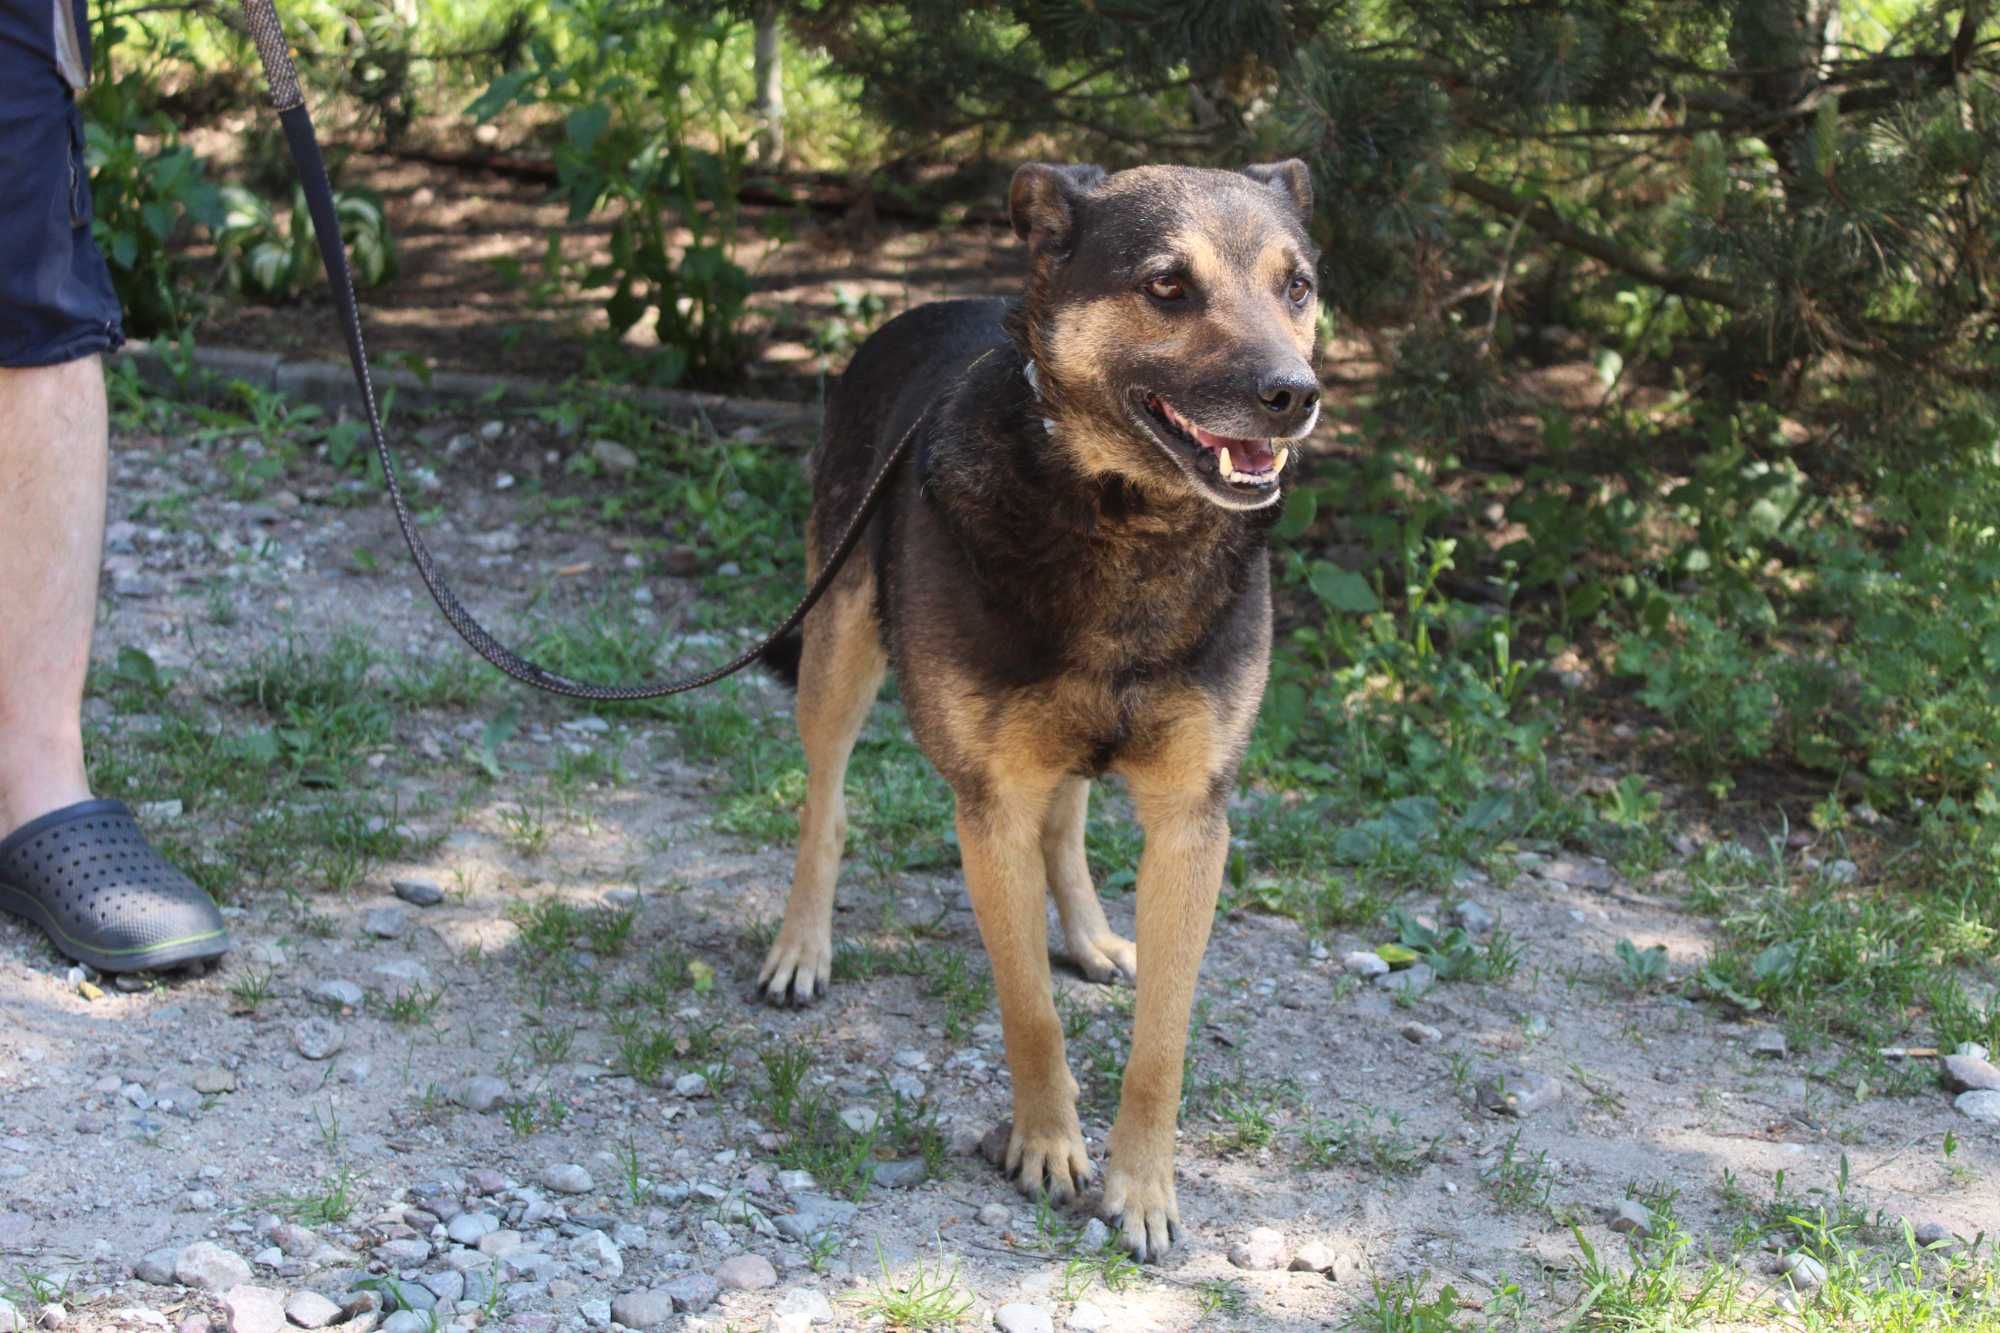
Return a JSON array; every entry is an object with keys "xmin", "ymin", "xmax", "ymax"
[{"xmin": 1257, "ymin": 370, "xmax": 1320, "ymax": 421}]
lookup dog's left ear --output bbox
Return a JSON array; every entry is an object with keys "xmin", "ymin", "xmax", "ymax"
[
  {"xmin": 1240, "ymin": 159, "xmax": 1314, "ymax": 226},
  {"xmin": 1010, "ymin": 163, "xmax": 1106, "ymax": 260}
]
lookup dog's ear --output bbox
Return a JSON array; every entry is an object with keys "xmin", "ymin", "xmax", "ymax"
[
  {"xmin": 1009, "ymin": 163, "xmax": 1105, "ymax": 259},
  {"xmin": 1240, "ymin": 159, "xmax": 1313, "ymax": 226}
]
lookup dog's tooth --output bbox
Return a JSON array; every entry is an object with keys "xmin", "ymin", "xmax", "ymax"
[
  {"xmin": 1273, "ymin": 446, "xmax": 1290, "ymax": 475},
  {"xmin": 1219, "ymin": 446, "xmax": 1234, "ymax": 480}
]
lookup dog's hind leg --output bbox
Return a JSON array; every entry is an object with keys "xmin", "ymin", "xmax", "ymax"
[
  {"xmin": 959, "ymin": 772, "xmax": 1094, "ymax": 1201},
  {"xmin": 1042, "ymin": 776, "xmax": 1136, "ymax": 984},
  {"xmin": 758, "ymin": 579, "xmax": 885, "ymax": 1006}
]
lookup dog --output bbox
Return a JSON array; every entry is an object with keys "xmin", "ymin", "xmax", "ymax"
[{"xmin": 756, "ymin": 160, "xmax": 1320, "ymax": 1259}]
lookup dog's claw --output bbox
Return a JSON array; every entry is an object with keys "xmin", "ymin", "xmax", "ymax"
[
  {"xmin": 999, "ymin": 1118, "xmax": 1093, "ymax": 1204},
  {"xmin": 757, "ymin": 930, "xmax": 832, "ymax": 1008},
  {"xmin": 1101, "ymin": 1157, "xmax": 1182, "ymax": 1263}
]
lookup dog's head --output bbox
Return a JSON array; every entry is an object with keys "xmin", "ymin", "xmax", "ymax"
[{"xmin": 1009, "ymin": 160, "xmax": 1320, "ymax": 512}]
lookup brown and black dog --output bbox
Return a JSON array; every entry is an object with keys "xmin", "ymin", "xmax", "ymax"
[{"xmin": 756, "ymin": 161, "xmax": 1320, "ymax": 1259}]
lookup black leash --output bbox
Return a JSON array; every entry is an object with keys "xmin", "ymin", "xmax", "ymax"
[{"xmin": 236, "ymin": 0, "xmax": 917, "ymax": 701}]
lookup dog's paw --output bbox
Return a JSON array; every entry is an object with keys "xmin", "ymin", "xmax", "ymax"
[
  {"xmin": 756, "ymin": 928, "xmax": 832, "ymax": 1007},
  {"xmin": 1100, "ymin": 1153, "xmax": 1181, "ymax": 1262},
  {"xmin": 1067, "ymin": 929, "xmax": 1137, "ymax": 986},
  {"xmin": 996, "ymin": 1114, "xmax": 1093, "ymax": 1203}
]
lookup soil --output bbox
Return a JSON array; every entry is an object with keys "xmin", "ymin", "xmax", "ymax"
[{"xmin": 1, "ymin": 388, "xmax": 1996, "ymax": 1333}]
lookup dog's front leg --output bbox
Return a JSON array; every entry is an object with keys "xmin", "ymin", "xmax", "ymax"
[
  {"xmin": 958, "ymin": 776, "xmax": 1093, "ymax": 1201},
  {"xmin": 1100, "ymin": 784, "xmax": 1228, "ymax": 1261}
]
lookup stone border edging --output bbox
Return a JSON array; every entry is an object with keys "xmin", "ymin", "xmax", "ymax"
[{"xmin": 110, "ymin": 340, "xmax": 821, "ymax": 441}]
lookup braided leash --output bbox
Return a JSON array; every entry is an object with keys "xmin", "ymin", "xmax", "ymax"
[{"xmin": 236, "ymin": 0, "xmax": 920, "ymax": 700}]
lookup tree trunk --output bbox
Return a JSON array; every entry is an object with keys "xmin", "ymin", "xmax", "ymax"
[{"xmin": 752, "ymin": 2, "xmax": 784, "ymax": 164}]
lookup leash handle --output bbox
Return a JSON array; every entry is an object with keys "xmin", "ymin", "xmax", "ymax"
[{"xmin": 233, "ymin": 0, "xmax": 917, "ymax": 701}]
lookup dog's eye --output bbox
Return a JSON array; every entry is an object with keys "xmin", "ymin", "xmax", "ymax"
[
  {"xmin": 1287, "ymin": 274, "xmax": 1314, "ymax": 306},
  {"xmin": 1144, "ymin": 276, "xmax": 1186, "ymax": 302}
]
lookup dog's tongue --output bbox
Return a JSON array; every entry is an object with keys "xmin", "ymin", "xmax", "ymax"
[{"xmin": 1190, "ymin": 424, "xmax": 1277, "ymax": 473}]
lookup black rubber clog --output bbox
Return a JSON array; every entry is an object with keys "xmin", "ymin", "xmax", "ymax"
[{"xmin": 0, "ymin": 799, "xmax": 230, "ymax": 973}]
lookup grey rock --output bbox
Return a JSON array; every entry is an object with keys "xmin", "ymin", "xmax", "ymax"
[
  {"xmin": 1542, "ymin": 857, "xmax": 1615, "ymax": 890},
  {"xmin": 447, "ymin": 1212, "xmax": 499, "ymax": 1245},
  {"xmin": 1290, "ymin": 1241, "xmax": 1339, "ymax": 1273},
  {"xmin": 1914, "ymin": 1222, "xmax": 1954, "ymax": 1248},
  {"xmin": 774, "ymin": 1288, "xmax": 835, "ymax": 1324},
  {"xmin": 663, "ymin": 1274, "xmax": 721, "ymax": 1313},
  {"xmin": 714, "ymin": 1253, "xmax": 778, "ymax": 1291},
  {"xmin": 1376, "ymin": 963, "xmax": 1436, "ymax": 996},
  {"xmin": 1341, "ymin": 951, "xmax": 1389, "ymax": 978},
  {"xmin": 477, "ymin": 1230, "xmax": 522, "ymax": 1258},
  {"xmin": 182, "ymin": 1189, "xmax": 218, "ymax": 1212},
  {"xmin": 1958, "ymin": 1041, "xmax": 1991, "ymax": 1062},
  {"xmin": 368, "ymin": 959, "xmax": 432, "ymax": 998},
  {"xmin": 282, "ymin": 1291, "xmax": 342, "ymax": 1329},
  {"xmin": 1780, "ymin": 1252, "xmax": 1827, "ymax": 1288},
  {"xmin": 1752, "ymin": 1030, "xmax": 1788, "ymax": 1059},
  {"xmin": 1608, "ymin": 1200, "xmax": 1652, "ymax": 1236},
  {"xmin": 567, "ymin": 1230, "xmax": 622, "ymax": 1279},
  {"xmin": 375, "ymin": 1238, "xmax": 432, "ymax": 1269},
  {"xmin": 589, "ymin": 440, "xmax": 639, "ymax": 474},
  {"xmin": 133, "ymin": 1248, "xmax": 180, "ymax": 1285},
  {"xmin": 1400, "ymin": 1022, "xmax": 1442, "ymax": 1045},
  {"xmin": 672, "ymin": 1072, "xmax": 709, "ymax": 1097},
  {"xmin": 774, "ymin": 1169, "xmax": 816, "ymax": 1194},
  {"xmin": 994, "ymin": 1305, "xmax": 1053, "ymax": 1333},
  {"xmin": 837, "ymin": 1105, "xmax": 878, "ymax": 1134},
  {"xmin": 193, "ymin": 1068, "xmax": 237, "ymax": 1095},
  {"xmin": 452, "ymin": 1077, "xmax": 509, "ymax": 1114},
  {"xmin": 539, "ymin": 1164, "xmax": 592, "ymax": 1195},
  {"xmin": 312, "ymin": 980, "xmax": 363, "ymax": 1010},
  {"xmin": 1227, "ymin": 1227, "xmax": 1288, "ymax": 1271},
  {"xmin": 220, "ymin": 1285, "xmax": 286, "ymax": 1333},
  {"xmin": 1449, "ymin": 901, "xmax": 1496, "ymax": 935},
  {"xmin": 1067, "ymin": 1300, "xmax": 1109, "ymax": 1332},
  {"xmin": 977, "ymin": 1203, "xmax": 1011, "ymax": 1230},
  {"xmin": 292, "ymin": 1019, "xmax": 344, "ymax": 1061},
  {"xmin": 609, "ymin": 1292, "xmax": 674, "ymax": 1330},
  {"xmin": 363, "ymin": 907, "xmax": 406, "ymax": 940},
  {"xmin": 1825, "ymin": 859, "xmax": 1859, "ymax": 885},
  {"xmin": 579, "ymin": 1299, "xmax": 611, "ymax": 1329},
  {"xmin": 1943, "ymin": 1053, "xmax": 2000, "ymax": 1092},
  {"xmin": 391, "ymin": 879, "xmax": 444, "ymax": 908},
  {"xmin": 870, "ymin": 1159, "xmax": 927, "ymax": 1189},
  {"xmin": 1955, "ymin": 1089, "xmax": 2000, "ymax": 1122},
  {"xmin": 773, "ymin": 1196, "xmax": 858, "ymax": 1243},
  {"xmin": 1476, "ymin": 1069, "xmax": 1563, "ymax": 1117},
  {"xmin": 1079, "ymin": 1217, "xmax": 1111, "ymax": 1251},
  {"xmin": 175, "ymin": 1242, "xmax": 252, "ymax": 1291},
  {"xmin": 469, "ymin": 1168, "xmax": 508, "ymax": 1194},
  {"xmin": 379, "ymin": 1315, "xmax": 428, "ymax": 1333},
  {"xmin": 418, "ymin": 1271, "xmax": 463, "ymax": 1306}
]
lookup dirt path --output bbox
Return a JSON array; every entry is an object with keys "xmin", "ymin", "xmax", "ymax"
[{"xmin": 1, "ymin": 394, "xmax": 1995, "ymax": 1333}]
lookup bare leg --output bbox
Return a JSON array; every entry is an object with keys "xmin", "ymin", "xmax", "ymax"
[
  {"xmin": 758, "ymin": 581, "xmax": 887, "ymax": 1005},
  {"xmin": 1042, "ymin": 775, "xmax": 1136, "ymax": 983},
  {"xmin": 0, "ymin": 356, "xmax": 106, "ymax": 837}
]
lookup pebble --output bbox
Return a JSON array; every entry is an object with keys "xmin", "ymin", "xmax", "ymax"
[
  {"xmin": 1959, "ymin": 1041, "xmax": 1991, "ymax": 1061},
  {"xmin": 871, "ymin": 1159, "xmax": 927, "ymax": 1189},
  {"xmin": 1079, "ymin": 1217, "xmax": 1111, "ymax": 1251},
  {"xmin": 1942, "ymin": 1053, "xmax": 2000, "ymax": 1092},
  {"xmin": 838, "ymin": 1106, "xmax": 879, "ymax": 1134},
  {"xmin": 291, "ymin": 1019, "xmax": 344, "ymax": 1061},
  {"xmin": 1780, "ymin": 1252, "xmax": 1827, "ymax": 1288},
  {"xmin": 1914, "ymin": 1221, "xmax": 1954, "ymax": 1248},
  {"xmin": 672, "ymin": 1072, "xmax": 710, "ymax": 1097},
  {"xmin": 1376, "ymin": 963, "xmax": 1436, "ymax": 996},
  {"xmin": 775, "ymin": 1169, "xmax": 816, "ymax": 1194},
  {"xmin": 391, "ymin": 879, "xmax": 445, "ymax": 907},
  {"xmin": 995, "ymin": 1305, "xmax": 1053, "ymax": 1333},
  {"xmin": 540, "ymin": 1164, "xmax": 593, "ymax": 1194},
  {"xmin": 1400, "ymin": 1021, "xmax": 1442, "ymax": 1045},
  {"xmin": 579, "ymin": 1299, "xmax": 611, "ymax": 1329},
  {"xmin": 1290, "ymin": 1241, "xmax": 1339, "ymax": 1273},
  {"xmin": 452, "ymin": 1077, "xmax": 510, "ymax": 1113},
  {"xmin": 1608, "ymin": 1200, "xmax": 1652, "ymax": 1236},
  {"xmin": 663, "ymin": 1273, "xmax": 721, "ymax": 1312},
  {"xmin": 447, "ymin": 1212, "xmax": 499, "ymax": 1245},
  {"xmin": 379, "ymin": 1314, "xmax": 427, "ymax": 1333},
  {"xmin": 773, "ymin": 1288, "xmax": 835, "ymax": 1324},
  {"xmin": 589, "ymin": 440, "xmax": 639, "ymax": 474},
  {"xmin": 568, "ymin": 1230, "xmax": 622, "ymax": 1279},
  {"xmin": 470, "ymin": 1168, "xmax": 509, "ymax": 1194},
  {"xmin": 1476, "ymin": 1069, "xmax": 1564, "ymax": 1117},
  {"xmin": 610, "ymin": 1292, "xmax": 674, "ymax": 1330},
  {"xmin": 133, "ymin": 1248, "xmax": 179, "ymax": 1285},
  {"xmin": 363, "ymin": 906, "xmax": 406, "ymax": 939},
  {"xmin": 888, "ymin": 1071, "xmax": 926, "ymax": 1100},
  {"xmin": 1227, "ymin": 1227, "xmax": 1289, "ymax": 1271},
  {"xmin": 773, "ymin": 1196, "xmax": 858, "ymax": 1243},
  {"xmin": 1449, "ymin": 901, "xmax": 1496, "ymax": 935},
  {"xmin": 283, "ymin": 1293, "xmax": 341, "ymax": 1329},
  {"xmin": 193, "ymin": 1068, "xmax": 237, "ymax": 1095},
  {"xmin": 311, "ymin": 980, "xmax": 364, "ymax": 1010},
  {"xmin": 1955, "ymin": 1090, "xmax": 2000, "ymax": 1123},
  {"xmin": 219, "ymin": 1285, "xmax": 284, "ymax": 1333},
  {"xmin": 1067, "ymin": 1301, "xmax": 1109, "ymax": 1332},
  {"xmin": 1341, "ymin": 951, "xmax": 1389, "ymax": 978},
  {"xmin": 375, "ymin": 1238, "xmax": 430, "ymax": 1267},
  {"xmin": 420, "ymin": 1271, "xmax": 463, "ymax": 1306},
  {"xmin": 174, "ymin": 1242, "xmax": 251, "ymax": 1291},
  {"xmin": 978, "ymin": 1203, "xmax": 1012, "ymax": 1230},
  {"xmin": 714, "ymin": 1253, "xmax": 778, "ymax": 1291},
  {"xmin": 1752, "ymin": 1030, "xmax": 1788, "ymax": 1059}
]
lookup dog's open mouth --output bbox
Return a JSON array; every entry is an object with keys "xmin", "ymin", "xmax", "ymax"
[{"xmin": 1139, "ymin": 393, "xmax": 1290, "ymax": 493}]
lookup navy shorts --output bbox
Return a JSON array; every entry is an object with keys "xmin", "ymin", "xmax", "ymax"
[{"xmin": 0, "ymin": 0, "xmax": 123, "ymax": 369}]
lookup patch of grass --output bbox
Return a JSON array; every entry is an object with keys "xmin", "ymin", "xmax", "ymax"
[
  {"xmin": 1300, "ymin": 1106, "xmax": 1432, "ymax": 1176},
  {"xmin": 261, "ymin": 1166, "xmax": 358, "ymax": 1224},
  {"xmin": 1350, "ymin": 1273, "xmax": 1467, "ymax": 1332},
  {"xmin": 851, "ymin": 1247, "xmax": 973, "ymax": 1330},
  {"xmin": 1612, "ymin": 937, "xmax": 1669, "ymax": 990},
  {"xmin": 227, "ymin": 967, "xmax": 274, "ymax": 1014},
  {"xmin": 375, "ymin": 984, "xmax": 444, "ymax": 1026},
  {"xmin": 1194, "ymin": 1277, "xmax": 1248, "ymax": 1319},
  {"xmin": 1482, "ymin": 1131, "xmax": 1553, "ymax": 1212},
  {"xmin": 508, "ymin": 897, "xmax": 636, "ymax": 960}
]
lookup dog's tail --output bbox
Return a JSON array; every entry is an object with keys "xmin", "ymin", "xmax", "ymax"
[{"xmin": 758, "ymin": 626, "xmax": 803, "ymax": 689}]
